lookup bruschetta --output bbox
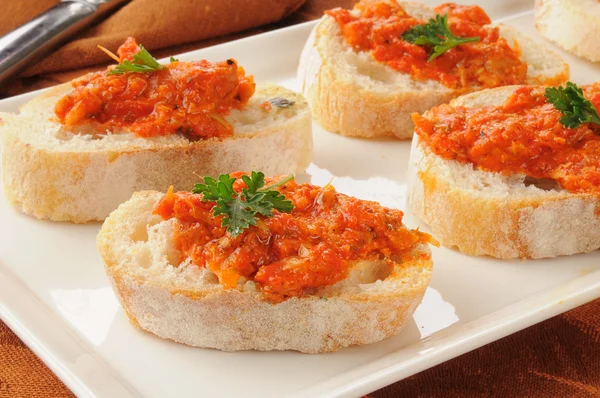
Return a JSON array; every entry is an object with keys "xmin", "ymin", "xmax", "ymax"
[
  {"xmin": 97, "ymin": 172, "xmax": 436, "ymax": 353},
  {"xmin": 298, "ymin": 0, "xmax": 569, "ymax": 139},
  {"xmin": 535, "ymin": 0, "xmax": 600, "ymax": 62},
  {"xmin": 407, "ymin": 82, "xmax": 600, "ymax": 259},
  {"xmin": 1, "ymin": 38, "xmax": 312, "ymax": 223}
]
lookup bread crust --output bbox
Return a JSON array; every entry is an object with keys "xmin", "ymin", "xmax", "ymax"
[
  {"xmin": 298, "ymin": 2, "xmax": 569, "ymax": 139},
  {"xmin": 97, "ymin": 191, "xmax": 433, "ymax": 353},
  {"xmin": 1, "ymin": 84, "xmax": 312, "ymax": 223},
  {"xmin": 535, "ymin": 0, "xmax": 600, "ymax": 62},
  {"xmin": 407, "ymin": 86, "xmax": 600, "ymax": 259}
]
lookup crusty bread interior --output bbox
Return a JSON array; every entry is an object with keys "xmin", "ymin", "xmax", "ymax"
[
  {"xmin": 98, "ymin": 191, "xmax": 433, "ymax": 353},
  {"xmin": 408, "ymin": 86, "xmax": 600, "ymax": 259},
  {"xmin": 297, "ymin": 1, "xmax": 569, "ymax": 139},
  {"xmin": 535, "ymin": 0, "xmax": 600, "ymax": 62},
  {"xmin": 1, "ymin": 83, "xmax": 312, "ymax": 222}
]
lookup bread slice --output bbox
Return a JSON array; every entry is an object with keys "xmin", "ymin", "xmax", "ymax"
[
  {"xmin": 1, "ymin": 83, "xmax": 312, "ymax": 223},
  {"xmin": 535, "ymin": 0, "xmax": 600, "ymax": 62},
  {"xmin": 297, "ymin": 1, "xmax": 569, "ymax": 139},
  {"xmin": 97, "ymin": 190, "xmax": 433, "ymax": 353},
  {"xmin": 407, "ymin": 85, "xmax": 600, "ymax": 259}
]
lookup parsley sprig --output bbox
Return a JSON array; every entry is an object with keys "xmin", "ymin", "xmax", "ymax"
[
  {"xmin": 108, "ymin": 45, "xmax": 166, "ymax": 75},
  {"xmin": 401, "ymin": 14, "xmax": 480, "ymax": 61},
  {"xmin": 192, "ymin": 172, "xmax": 294, "ymax": 236},
  {"xmin": 545, "ymin": 82, "xmax": 600, "ymax": 128}
]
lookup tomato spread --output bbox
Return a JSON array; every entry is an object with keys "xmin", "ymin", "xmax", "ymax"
[
  {"xmin": 326, "ymin": 1, "xmax": 528, "ymax": 90},
  {"xmin": 413, "ymin": 84, "xmax": 600, "ymax": 194},
  {"xmin": 54, "ymin": 38, "xmax": 255, "ymax": 139},
  {"xmin": 154, "ymin": 174, "xmax": 434, "ymax": 302}
]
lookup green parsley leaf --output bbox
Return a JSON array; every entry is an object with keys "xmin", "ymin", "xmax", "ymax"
[
  {"xmin": 108, "ymin": 45, "xmax": 166, "ymax": 75},
  {"xmin": 401, "ymin": 13, "xmax": 480, "ymax": 61},
  {"xmin": 260, "ymin": 190, "xmax": 294, "ymax": 213},
  {"xmin": 545, "ymin": 82, "xmax": 600, "ymax": 128},
  {"xmin": 214, "ymin": 195, "xmax": 259, "ymax": 235},
  {"xmin": 241, "ymin": 172, "xmax": 265, "ymax": 192},
  {"xmin": 192, "ymin": 171, "xmax": 294, "ymax": 236},
  {"xmin": 170, "ymin": 56, "xmax": 179, "ymax": 62}
]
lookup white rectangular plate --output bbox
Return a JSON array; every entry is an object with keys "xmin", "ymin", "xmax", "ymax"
[{"xmin": 1, "ymin": 1, "xmax": 599, "ymax": 397}]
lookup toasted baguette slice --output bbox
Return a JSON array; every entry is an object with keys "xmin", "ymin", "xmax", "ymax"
[
  {"xmin": 407, "ymin": 86, "xmax": 600, "ymax": 259},
  {"xmin": 535, "ymin": 0, "xmax": 600, "ymax": 62},
  {"xmin": 1, "ymin": 83, "xmax": 311, "ymax": 223},
  {"xmin": 297, "ymin": 1, "xmax": 569, "ymax": 139},
  {"xmin": 97, "ymin": 191, "xmax": 432, "ymax": 353}
]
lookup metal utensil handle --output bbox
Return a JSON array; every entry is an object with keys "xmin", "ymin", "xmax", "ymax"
[{"xmin": 0, "ymin": 1, "xmax": 97, "ymax": 83}]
